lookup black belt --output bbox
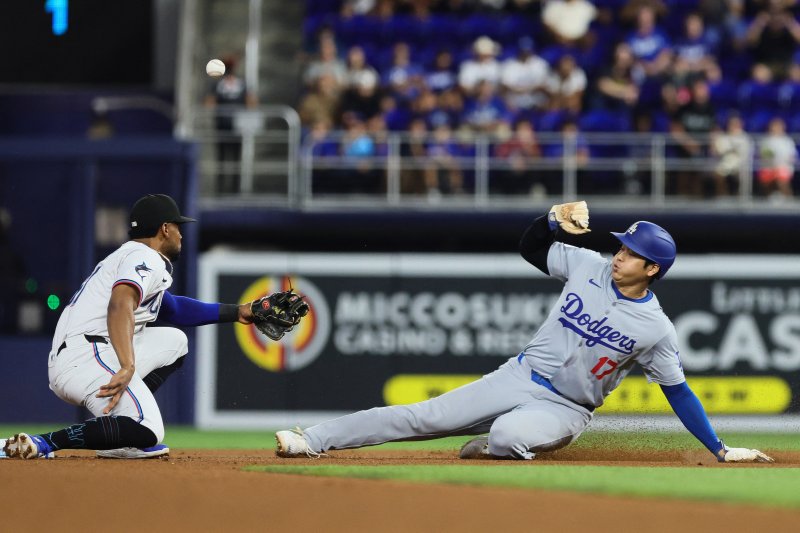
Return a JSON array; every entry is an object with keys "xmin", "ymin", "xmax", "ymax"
[
  {"xmin": 56, "ymin": 335, "xmax": 108, "ymax": 355},
  {"xmin": 517, "ymin": 353, "xmax": 596, "ymax": 412}
]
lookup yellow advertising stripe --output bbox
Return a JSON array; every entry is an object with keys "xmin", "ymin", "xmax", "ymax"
[{"xmin": 383, "ymin": 375, "xmax": 792, "ymax": 414}]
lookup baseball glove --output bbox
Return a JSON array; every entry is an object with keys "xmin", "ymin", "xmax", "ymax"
[
  {"xmin": 549, "ymin": 200, "xmax": 591, "ymax": 235},
  {"xmin": 250, "ymin": 289, "xmax": 309, "ymax": 341}
]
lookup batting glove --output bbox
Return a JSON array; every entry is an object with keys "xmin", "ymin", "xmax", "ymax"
[{"xmin": 549, "ymin": 201, "xmax": 591, "ymax": 235}]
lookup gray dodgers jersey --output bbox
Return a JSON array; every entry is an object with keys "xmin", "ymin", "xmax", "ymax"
[{"xmin": 521, "ymin": 242, "xmax": 685, "ymax": 408}]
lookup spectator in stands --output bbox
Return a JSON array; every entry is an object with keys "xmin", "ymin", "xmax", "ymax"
[
  {"xmin": 737, "ymin": 62, "xmax": 776, "ymax": 116},
  {"xmin": 626, "ymin": 6, "xmax": 673, "ymax": 78},
  {"xmin": 425, "ymin": 50, "xmax": 458, "ymax": 94},
  {"xmin": 491, "ymin": 119, "xmax": 545, "ymax": 196},
  {"xmin": 341, "ymin": 113, "xmax": 382, "ymax": 194},
  {"xmin": 429, "ymin": 88, "xmax": 464, "ymax": 130},
  {"xmin": 669, "ymin": 78, "xmax": 716, "ymax": 197},
  {"xmin": 758, "ymin": 116, "xmax": 796, "ymax": 198},
  {"xmin": 380, "ymin": 94, "xmax": 411, "ymax": 130},
  {"xmin": 411, "ymin": 87, "xmax": 440, "ymax": 124},
  {"xmin": 541, "ymin": 119, "xmax": 590, "ymax": 193},
  {"xmin": 711, "ymin": 112, "xmax": 751, "ymax": 196},
  {"xmin": 722, "ymin": 0, "xmax": 750, "ymax": 53},
  {"xmin": 339, "ymin": 69, "xmax": 383, "ymax": 124},
  {"xmin": 204, "ymin": 55, "xmax": 258, "ymax": 194},
  {"xmin": 383, "ymin": 42, "xmax": 424, "ymax": 102},
  {"xmin": 663, "ymin": 13, "xmax": 722, "ymax": 114},
  {"xmin": 745, "ymin": 0, "xmax": 800, "ymax": 76},
  {"xmin": 673, "ymin": 13, "xmax": 721, "ymax": 82},
  {"xmin": 542, "ymin": 0, "xmax": 597, "ymax": 47},
  {"xmin": 401, "ymin": 118, "xmax": 429, "ymax": 195},
  {"xmin": 597, "ymin": 43, "xmax": 643, "ymax": 112},
  {"xmin": 308, "ymin": 118, "xmax": 340, "ymax": 194},
  {"xmin": 463, "ymin": 80, "xmax": 508, "ymax": 133},
  {"xmin": 547, "ymin": 54, "xmax": 587, "ymax": 114},
  {"xmin": 344, "ymin": 46, "xmax": 379, "ymax": 90},
  {"xmin": 500, "ymin": 37, "xmax": 551, "ymax": 112},
  {"xmin": 304, "ymin": 34, "xmax": 347, "ymax": 89},
  {"xmin": 459, "ymin": 36, "xmax": 502, "ymax": 96},
  {"xmin": 298, "ymin": 74, "xmax": 341, "ymax": 127},
  {"xmin": 425, "ymin": 123, "xmax": 465, "ymax": 200},
  {"xmin": 620, "ymin": 0, "xmax": 667, "ymax": 25}
]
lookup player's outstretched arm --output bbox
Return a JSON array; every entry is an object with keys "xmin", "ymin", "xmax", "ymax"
[
  {"xmin": 660, "ymin": 382, "xmax": 774, "ymax": 463},
  {"xmin": 158, "ymin": 291, "xmax": 252, "ymax": 327}
]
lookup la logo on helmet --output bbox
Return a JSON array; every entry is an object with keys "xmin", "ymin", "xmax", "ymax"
[{"xmin": 627, "ymin": 222, "xmax": 639, "ymax": 235}]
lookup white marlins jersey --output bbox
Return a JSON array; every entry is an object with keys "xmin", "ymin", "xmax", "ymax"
[{"xmin": 50, "ymin": 241, "xmax": 173, "ymax": 354}]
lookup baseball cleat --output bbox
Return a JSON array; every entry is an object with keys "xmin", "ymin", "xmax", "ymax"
[
  {"xmin": 459, "ymin": 435, "xmax": 491, "ymax": 459},
  {"xmin": 275, "ymin": 427, "xmax": 325, "ymax": 458},
  {"xmin": 96, "ymin": 444, "xmax": 170, "ymax": 459},
  {"xmin": 2, "ymin": 433, "xmax": 55, "ymax": 459}
]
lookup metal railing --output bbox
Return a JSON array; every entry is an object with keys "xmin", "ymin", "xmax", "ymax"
[{"xmin": 186, "ymin": 112, "xmax": 799, "ymax": 210}]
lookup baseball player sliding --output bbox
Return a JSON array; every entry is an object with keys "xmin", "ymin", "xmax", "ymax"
[
  {"xmin": 276, "ymin": 201, "xmax": 774, "ymax": 463},
  {"xmin": 2, "ymin": 194, "xmax": 307, "ymax": 460}
]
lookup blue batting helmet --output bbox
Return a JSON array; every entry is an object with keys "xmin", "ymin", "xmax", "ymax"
[{"xmin": 611, "ymin": 221, "xmax": 676, "ymax": 279}]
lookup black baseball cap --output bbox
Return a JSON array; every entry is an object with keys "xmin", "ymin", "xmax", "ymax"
[{"xmin": 129, "ymin": 194, "xmax": 196, "ymax": 238}]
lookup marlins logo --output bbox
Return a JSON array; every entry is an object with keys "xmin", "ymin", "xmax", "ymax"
[
  {"xmin": 234, "ymin": 276, "xmax": 330, "ymax": 372},
  {"xmin": 135, "ymin": 262, "xmax": 152, "ymax": 280}
]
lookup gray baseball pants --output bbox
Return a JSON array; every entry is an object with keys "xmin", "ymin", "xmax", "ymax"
[{"xmin": 303, "ymin": 355, "xmax": 593, "ymax": 459}]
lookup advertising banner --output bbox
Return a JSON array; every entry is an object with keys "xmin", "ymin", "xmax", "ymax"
[{"xmin": 197, "ymin": 253, "xmax": 800, "ymax": 428}]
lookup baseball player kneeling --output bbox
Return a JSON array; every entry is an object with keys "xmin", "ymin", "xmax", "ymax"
[
  {"xmin": 2, "ymin": 194, "xmax": 307, "ymax": 460},
  {"xmin": 275, "ymin": 201, "xmax": 773, "ymax": 463}
]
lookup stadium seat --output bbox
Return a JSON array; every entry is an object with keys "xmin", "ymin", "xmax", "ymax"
[
  {"xmin": 457, "ymin": 14, "xmax": 503, "ymax": 46},
  {"xmin": 709, "ymin": 79, "xmax": 738, "ymax": 111},
  {"xmin": 778, "ymin": 81, "xmax": 800, "ymax": 112},
  {"xmin": 497, "ymin": 15, "xmax": 536, "ymax": 46},
  {"xmin": 306, "ymin": 0, "xmax": 342, "ymax": 16},
  {"xmin": 579, "ymin": 110, "xmax": 631, "ymax": 133},
  {"xmin": 744, "ymin": 110, "xmax": 774, "ymax": 133},
  {"xmin": 738, "ymin": 81, "xmax": 780, "ymax": 114},
  {"xmin": 538, "ymin": 110, "xmax": 571, "ymax": 132}
]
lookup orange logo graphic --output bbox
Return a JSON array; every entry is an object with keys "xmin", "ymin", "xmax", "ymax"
[{"xmin": 234, "ymin": 276, "xmax": 330, "ymax": 372}]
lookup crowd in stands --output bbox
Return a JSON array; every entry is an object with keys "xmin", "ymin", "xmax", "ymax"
[{"xmin": 298, "ymin": 0, "xmax": 800, "ymax": 198}]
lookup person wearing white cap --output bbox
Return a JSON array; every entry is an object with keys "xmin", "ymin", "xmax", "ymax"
[
  {"xmin": 543, "ymin": 0, "xmax": 597, "ymax": 46},
  {"xmin": 459, "ymin": 36, "xmax": 502, "ymax": 96}
]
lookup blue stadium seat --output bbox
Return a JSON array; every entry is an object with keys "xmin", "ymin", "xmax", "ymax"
[
  {"xmin": 335, "ymin": 15, "xmax": 379, "ymax": 47},
  {"xmin": 744, "ymin": 110, "xmax": 774, "ymax": 133},
  {"xmin": 497, "ymin": 15, "xmax": 536, "ymax": 46},
  {"xmin": 579, "ymin": 110, "xmax": 631, "ymax": 133},
  {"xmin": 789, "ymin": 113, "xmax": 800, "ymax": 133},
  {"xmin": 457, "ymin": 14, "xmax": 503, "ymax": 46},
  {"xmin": 537, "ymin": 110, "xmax": 570, "ymax": 132},
  {"xmin": 709, "ymin": 79, "xmax": 738, "ymax": 111},
  {"xmin": 778, "ymin": 81, "xmax": 800, "ymax": 111},
  {"xmin": 738, "ymin": 81, "xmax": 780, "ymax": 114},
  {"xmin": 304, "ymin": 14, "xmax": 332, "ymax": 46},
  {"xmin": 306, "ymin": 0, "xmax": 343, "ymax": 16}
]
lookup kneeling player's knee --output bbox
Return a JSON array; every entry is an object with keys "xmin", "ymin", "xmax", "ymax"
[
  {"xmin": 488, "ymin": 425, "xmax": 526, "ymax": 458},
  {"xmin": 169, "ymin": 328, "xmax": 189, "ymax": 356},
  {"xmin": 141, "ymin": 414, "xmax": 165, "ymax": 444}
]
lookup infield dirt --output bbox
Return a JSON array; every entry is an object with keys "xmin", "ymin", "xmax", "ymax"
[{"xmin": 2, "ymin": 448, "xmax": 799, "ymax": 532}]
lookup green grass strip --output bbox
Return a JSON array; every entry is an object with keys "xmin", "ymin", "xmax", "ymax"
[
  {"xmin": 1, "ymin": 426, "xmax": 799, "ymax": 451},
  {"xmin": 252, "ymin": 464, "xmax": 800, "ymax": 509}
]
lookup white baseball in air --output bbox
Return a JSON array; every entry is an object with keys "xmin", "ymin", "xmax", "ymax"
[{"xmin": 206, "ymin": 59, "xmax": 225, "ymax": 77}]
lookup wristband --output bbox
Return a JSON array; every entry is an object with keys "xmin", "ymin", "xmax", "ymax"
[{"xmin": 218, "ymin": 304, "xmax": 240, "ymax": 323}]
